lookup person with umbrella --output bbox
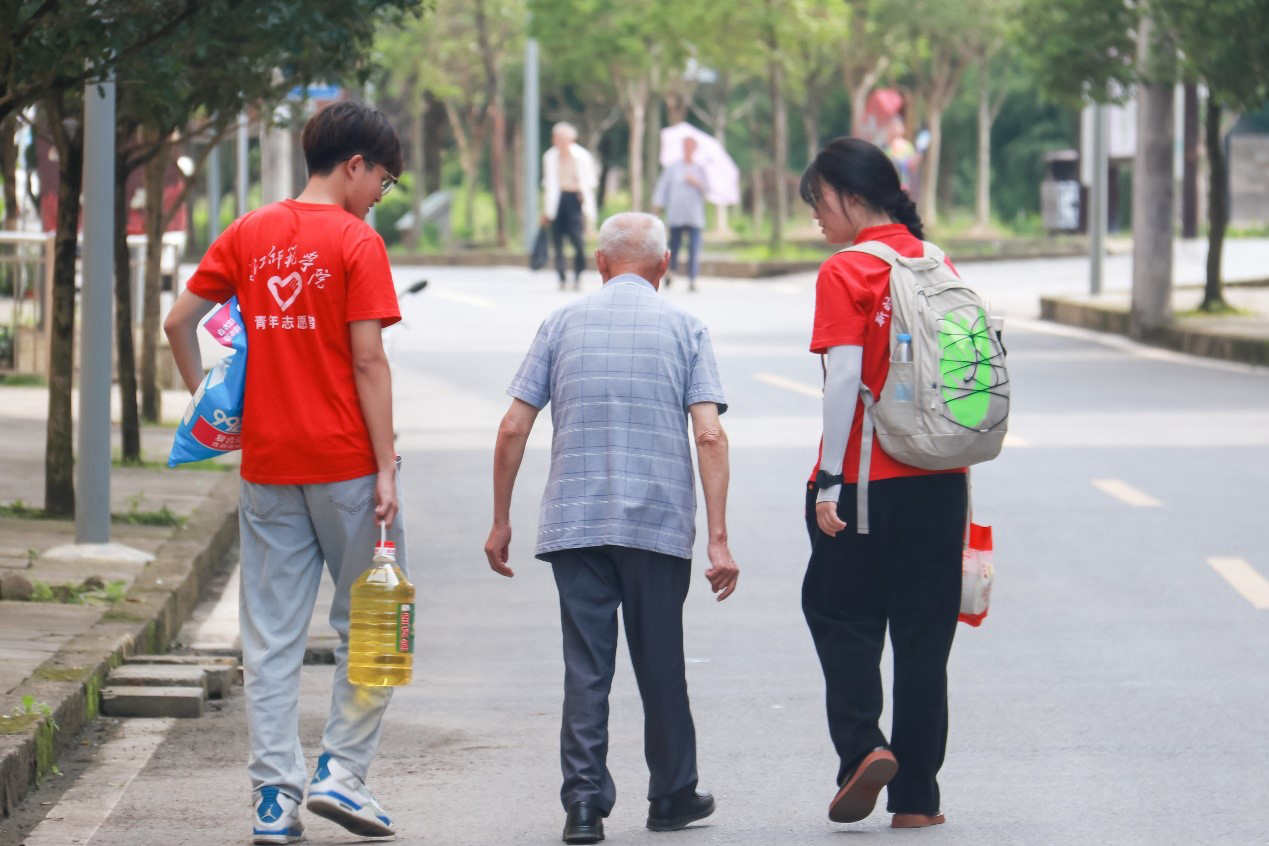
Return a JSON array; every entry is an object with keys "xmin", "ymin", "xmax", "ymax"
[{"xmin": 653, "ymin": 136, "xmax": 710, "ymax": 292}]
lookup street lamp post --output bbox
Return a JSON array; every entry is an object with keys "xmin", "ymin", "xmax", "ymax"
[
  {"xmin": 77, "ymin": 76, "xmax": 115, "ymax": 544},
  {"xmin": 1090, "ymin": 103, "xmax": 1108, "ymax": 296}
]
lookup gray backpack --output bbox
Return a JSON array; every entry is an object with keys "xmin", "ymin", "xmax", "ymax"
[{"xmin": 840, "ymin": 240, "xmax": 1010, "ymax": 533}]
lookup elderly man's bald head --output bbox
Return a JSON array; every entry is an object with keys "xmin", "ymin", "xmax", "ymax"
[{"xmin": 595, "ymin": 213, "xmax": 669, "ymax": 282}]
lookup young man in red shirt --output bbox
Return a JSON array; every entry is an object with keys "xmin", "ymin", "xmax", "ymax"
[{"xmin": 165, "ymin": 101, "xmax": 406, "ymax": 845}]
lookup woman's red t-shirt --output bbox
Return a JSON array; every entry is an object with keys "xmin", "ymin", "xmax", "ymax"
[
  {"xmin": 809, "ymin": 222, "xmax": 965, "ymax": 485},
  {"xmin": 185, "ymin": 199, "xmax": 400, "ymax": 485}
]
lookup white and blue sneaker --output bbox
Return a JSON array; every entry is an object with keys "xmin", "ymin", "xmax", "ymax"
[
  {"xmin": 252, "ymin": 786, "xmax": 304, "ymax": 844},
  {"xmin": 306, "ymin": 752, "xmax": 395, "ymax": 838}
]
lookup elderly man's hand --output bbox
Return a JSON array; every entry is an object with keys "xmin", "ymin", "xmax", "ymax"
[
  {"xmin": 484, "ymin": 522, "xmax": 515, "ymax": 578},
  {"xmin": 705, "ymin": 539, "xmax": 739, "ymax": 601}
]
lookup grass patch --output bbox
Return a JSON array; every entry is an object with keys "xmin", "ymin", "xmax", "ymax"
[
  {"xmin": 113, "ymin": 504, "xmax": 183, "ymax": 527},
  {"xmin": 25, "ymin": 577, "xmax": 129, "ymax": 605},
  {"xmin": 731, "ymin": 243, "xmax": 832, "ymax": 261},
  {"xmin": 1177, "ymin": 303, "xmax": 1255, "ymax": 318},
  {"xmin": 114, "ymin": 453, "xmax": 234, "ymax": 472},
  {"xmin": 0, "ymin": 499, "xmax": 47, "ymax": 519},
  {"xmin": 0, "ymin": 372, "xmax": 45, "ymax": 386},
  {"xmin": 1, "ymin": 498, "xmax": 186, "ymax": 527}
]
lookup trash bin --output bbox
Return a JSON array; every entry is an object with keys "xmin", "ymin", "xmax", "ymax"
[{"xmin": 1040, "ymin": 150, "xmax": 1083, "ymax": 232}]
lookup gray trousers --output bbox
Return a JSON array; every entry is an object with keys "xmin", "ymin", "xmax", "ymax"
[
  {"xmin": 547, "ymin": 545, "xmax": 698, "ymax": 815},
  {"xmin": 239, "ymin": 465, "xmax": 407, "ymax": 801}
]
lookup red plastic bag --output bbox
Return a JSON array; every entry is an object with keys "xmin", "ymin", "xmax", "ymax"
[{"xmin": 959, "ymin": 524, "xmax": 993, "ymax": 627}]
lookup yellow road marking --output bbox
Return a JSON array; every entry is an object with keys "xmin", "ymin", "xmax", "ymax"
[
  {"xmin": 754, "ymin": 372, "xmax": 820, "ymax": 398},
  {"xmin": 1207, "ymin": 557, "xmax": 1269, "ymax": 610},
  {"xmin": 1091, "ymin": 478, "xmax": 1163, "ymax": 507}
]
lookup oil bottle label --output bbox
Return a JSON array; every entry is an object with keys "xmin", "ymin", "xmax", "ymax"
[{"xmin": 396, "ymin": 603, "xmax": 415, "ymax": 654}]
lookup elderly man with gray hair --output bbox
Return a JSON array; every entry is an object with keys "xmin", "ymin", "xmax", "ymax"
[
  {"xmin": 542, "ymin": 121, "xmax": 599, "ymax": 290},
  {"xmin": 485, "ymin": 211, "xmax": 739, "ymax": 844}
]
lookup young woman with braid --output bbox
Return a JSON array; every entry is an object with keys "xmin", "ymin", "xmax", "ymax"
[{"xmin": 799, "ymin": 137, "xmax": 967, "ymax": 830}]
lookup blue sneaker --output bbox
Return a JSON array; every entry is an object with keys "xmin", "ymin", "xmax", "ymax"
[
  {"xmin": 306, "ymin": 753, "xmax": 395, "ymax": 838},
  {"xmin": 252, "ymin": 786, "xmax": 304, "ymax": 844}
]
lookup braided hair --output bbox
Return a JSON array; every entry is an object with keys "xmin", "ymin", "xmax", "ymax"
[{"xmin": 798, "ymin": 137, "xmax": 925, "ymax": 240}]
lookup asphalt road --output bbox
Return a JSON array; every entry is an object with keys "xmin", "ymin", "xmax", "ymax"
[{"xmin": 4, "ymin": 252, "xmax": 1269, "ymax": 846}]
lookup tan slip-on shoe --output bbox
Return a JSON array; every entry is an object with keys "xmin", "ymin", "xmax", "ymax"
[
  {"xmin": 891, "ymin": 813, "xmax": 946, "ymax": 828},
  {"xmin": 827, "ymin": 747, "xmax": 899, "ymax": 823}
]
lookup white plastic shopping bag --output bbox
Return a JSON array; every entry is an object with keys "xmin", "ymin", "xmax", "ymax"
[{"xmin": 959, "ymin": 523, "xmax": 994, "ymax": 627}]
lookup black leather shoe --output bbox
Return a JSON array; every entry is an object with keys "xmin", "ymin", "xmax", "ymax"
[
  {"xmin": 647, "ymin": 787, "xmax": 716, "ymax": 831},
  {"xmin": 563, "ymin": 801, "xmax": 604, "ymax": 844}
]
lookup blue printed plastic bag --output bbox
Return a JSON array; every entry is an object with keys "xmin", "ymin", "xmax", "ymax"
[{"xmin": 167, "ymin": 298, "xmax": 246, "ymax": 467}]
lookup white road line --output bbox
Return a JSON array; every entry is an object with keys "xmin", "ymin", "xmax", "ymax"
[
  {"xmin": 1004, "ymin": 433, "xmax": 1029, "ymax": 447},
  {"xmin": 754, "ymin": 372, "xmax": 820, "ymax": 398},
  {"xmin": 23, "ymin": 718, "xmax": 174, "ymax": 846},
  {"xmin": 1207, "ymin": 557, "xmax": 1269, "ymax": 610},
  {"xmin": 1091, "ymin": 478, "xmax": 1163, "ymax": 507},
  {"xmin": 430, "ymin": 288, "xmax": 497, "ymax": 309}
]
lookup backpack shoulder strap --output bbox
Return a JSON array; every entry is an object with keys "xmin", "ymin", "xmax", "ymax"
[{"xmin": 839, "ymin": 240, "xmax": 902, "ymax": 265}]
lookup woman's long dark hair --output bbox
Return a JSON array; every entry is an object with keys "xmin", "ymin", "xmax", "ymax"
[{"xmin": 799, "ymin": 137, "xmax": 924, "ymax": 240}]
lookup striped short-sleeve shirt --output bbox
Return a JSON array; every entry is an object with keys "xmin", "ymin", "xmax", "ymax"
[{"xmin": 508, "ymin": 274, "xmax": 728, "ymax": 561}]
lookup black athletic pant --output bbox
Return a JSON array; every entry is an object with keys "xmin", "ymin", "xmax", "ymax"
[
  {"xmin": 802, "ymin": 473, "xmax": 966, "ymax": 815},
  {"xmin": 553, "ymin": 191, "xmax": 585, "ymax": 282}
]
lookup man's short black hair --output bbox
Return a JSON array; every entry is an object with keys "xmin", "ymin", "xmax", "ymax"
[{"xmin": 301, "ymin": 101, "xmax": 403, "ymax": 178}]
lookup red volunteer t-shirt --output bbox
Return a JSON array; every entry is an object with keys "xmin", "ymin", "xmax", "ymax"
[
  {"xmin": 809, "ymin": 223, "xmax": 965, "ymax": 485},
  {"xmin": 185, "ymin": 199, "xmax": 400, "ymax": 485}
]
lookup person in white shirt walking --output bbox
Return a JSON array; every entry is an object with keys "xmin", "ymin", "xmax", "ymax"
[{"xmin": 542, "ymin": 122, "xmax": 599, "ymax": 290}]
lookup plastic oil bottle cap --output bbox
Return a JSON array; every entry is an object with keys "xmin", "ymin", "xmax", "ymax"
[{"xmin": 897, "ymin": 333, "xmax": 911, "ymax": 342}]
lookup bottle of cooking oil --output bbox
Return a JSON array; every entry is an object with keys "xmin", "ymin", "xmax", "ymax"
[{"xmin": 348, "ymin": 525, "xmax": 414, "ymax": 687}]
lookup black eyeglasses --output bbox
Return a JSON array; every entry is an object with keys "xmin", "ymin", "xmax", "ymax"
[{"xmin": 355, "ymin": 157, "xmax": 398, "ymax": 196}]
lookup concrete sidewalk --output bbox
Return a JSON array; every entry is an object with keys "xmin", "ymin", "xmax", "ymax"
[
  {"xmin": 0, "ymin": 385, "xmax": 240, "ymax": 817},
  {"xmin": 1040, "ymin": 283, "xmax": 1269, "ymax": 367}
]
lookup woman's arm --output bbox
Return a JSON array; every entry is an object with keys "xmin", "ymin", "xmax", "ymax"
[{"xmin": 815, "ymin": 344, "xmax": 863, "ymax": 536}]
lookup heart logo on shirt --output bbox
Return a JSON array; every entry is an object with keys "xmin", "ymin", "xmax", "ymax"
[{"xmin": 266, "ymin": 272, "xmax": 302, "ymax": 312}]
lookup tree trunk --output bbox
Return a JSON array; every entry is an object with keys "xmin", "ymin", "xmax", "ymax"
[
  {"xmin": 1200, "ymin": 98, "xmax": 1227, "ymax": 312},
  {"xmin": 114, "ymin": 148, "xmax": 141, "ymax": 462},
  {"xmin": 1181, "ymin": 82, "xmax": 1199, "ymax": 239},
  {"xmin": 751, "ymin": 167, "xmax": 763, "ymax": 231},
  {"xmin": 140, "ymin": 138, "xmax": 168, "ymax": 423},
  {"xmin": 847, "ymin": 56, "xmax": 890, "ymax": 137},
  {"xmin": 1129, "ymin": 15, "xmax": 1176, "ymax": 336},
  {"xmin": 802, "ymin": 105, "xmax": 820, "ymax": 172},
  {"xmin": 920, "ymin": 102, "xmax": 945, "ymax": 228},
  {"xmin": 444, "ymin": 102, "xmax": 478, "ymax": 239},
  {"xmin": 769, "ymin": 60, "xmax": 787, "ymax": 252},
  {"xmin": 1, "ymin": 115, "xmax": 17, "ymax": 228},
  {"xmin": 44, "ymin": 98, "xmax": 83, "ymax": 517},
  {"xmin": 975, "ymin": 65, "xmax": 992, "ymax": 230},
  {"xmin": 487, "ymin": 100, "xmax": 508, "ymax": 247},
  {"xmin": 625, "ymin": 83, "xmax": 647, "ymax": 211},
  {"xmin": 409, "ymin": 103, "xmax": 425, "ymax": 248},
  {"xmin": 645, "ymin": 97, "xmax": 661, "ymax": 212}
]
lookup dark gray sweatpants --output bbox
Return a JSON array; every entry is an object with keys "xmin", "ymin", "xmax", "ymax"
[{"xmin": 547, "ymin": 545, "xmax": 699, "ymax": 815}]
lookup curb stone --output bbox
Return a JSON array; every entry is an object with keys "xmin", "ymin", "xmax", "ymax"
[
  {"xmin": 0, "ymin": 473, "xmax": 239, "ymax": 818},
  {"xmin": 1039, "ymin": 295, "xmax": 1269, "ymax": 367}
]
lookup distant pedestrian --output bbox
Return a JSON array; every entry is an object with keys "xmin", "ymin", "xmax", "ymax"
[
  {"xmin": 164, "ymin": 101, "xmax": 406, "ymax": 845},
  {"xmin": 798, "ymin": 137, "xmax": 967, "ymax": 830},
  {"xmin": 883, "ymin": 117, "xmax": 920, "ymax": 194},
  {"xmin": 542, "ymin": 122, "xmax": 598, "ymax": 290},
  {"xmin": 483, "ymin": 212, "xmax": 739, "ymax": 845},
  {"xmin": 652, "ymin": 136, "xmax": 710, "ymax": 291}
]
